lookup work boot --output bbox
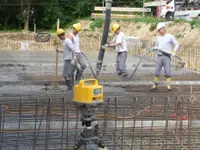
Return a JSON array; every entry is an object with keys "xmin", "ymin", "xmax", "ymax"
[
  {"xmin": 120, "ymin": 72, "xmax": 128, "ymax": 81},
  {"xmin": 167, "ymin": 85, "xmax": 172, "ymax": 91},
  {"xmin": 150, "ymin": 84, "xmax": 158, "ymax": 90},
  {"xmin": 166, "ymin": 77, "xmax": 172, "ymax": 91},
  {"xmin": 75, "ymin": 69, "xmax": 83, "ymax": 82},
  {"xmin": 65, "ymin": 80, "xmax": 73, "ymax": 91}
]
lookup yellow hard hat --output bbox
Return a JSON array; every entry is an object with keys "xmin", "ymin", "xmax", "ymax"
[
  {"xmin": 111, "ymin": 24, "xmax": 120, "ymax": 32},
  {"xmin": 73, "ymin": 23, "xmax": 82, "ymax": 32},
  {"xmin": 56, "ymin": 28, "xmax": 65, "ymax": 36}
]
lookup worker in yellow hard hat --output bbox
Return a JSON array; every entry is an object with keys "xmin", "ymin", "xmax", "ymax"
[
  {"xmin": 71, "ymin": 23, "xmax": 86, "ymax": 82},
  {"xmin": 56, "ymin": 28, "xmax": 77, "ymax": 91},
  {"xmin": 107, "ymin": 23, "xmax": 128, "ymax": 80}
]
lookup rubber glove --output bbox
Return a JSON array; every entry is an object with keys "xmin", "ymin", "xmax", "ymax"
[
  {"xmin": 171, "ymin": 50, "xmax": 177, "ymax": 56},
  {"xmin": 102, "ymin": 43, "xmax": 109, "ymax": 49},
  {"xmin": 71, "ymin": 56, "xmax": 77, "ymax": 65}
]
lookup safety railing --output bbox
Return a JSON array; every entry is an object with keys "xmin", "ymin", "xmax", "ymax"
[
  {"xmin": 128, "ymin": 39, "xmax": 200, "ymax": 74},
  {"xmin": 0, "ymin": 95, "xmax": 199, "ymax": 150}
]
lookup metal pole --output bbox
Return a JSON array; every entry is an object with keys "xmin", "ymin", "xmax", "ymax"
[
  {"xmin": 96, "ymin": 0, "xmax": 112, "ymax": 76},
  {"xmin": 102, "ymin": 0, "xmax": 105, "ymax": 17},
  {"xmin": 55, "ymin": 18, "xmax": 60, "ymax": 86},
  {"xmin": 34, "ymin": 18, "xmax": 36, "ymax": 33},
  {"xmin": 143, "ymin": 0, "xmax": 145, "ymax": 17}
]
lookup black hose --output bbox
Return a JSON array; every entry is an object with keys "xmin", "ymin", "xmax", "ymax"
[
  {"xmin": 81, "ymin": 52, "xmax": 98, "ymax": 79},
  {"xmin": 128, "ymin": 50, "xmax": 152, "ymax": 81},
  {"xmin": 128, "ymin": 50, "xmax": 185, "ymax": 81}
]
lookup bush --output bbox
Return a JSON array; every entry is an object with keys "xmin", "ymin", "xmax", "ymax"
[{"xmin": 90, "ymin": 18, "xmax": 104, "ymax": 31}]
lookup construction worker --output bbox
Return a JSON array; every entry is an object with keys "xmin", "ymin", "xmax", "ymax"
[
  {"xmin": 56, "ymin": 28, "xmax": 77, "ymax": 91},
  {"xmin": 71, "ymin": 23, "xmax": 86, "ymax": 81},
  {"xmin": 108, "ymin": 23, "xmax": 128, "ymax": 79},
  {"xmin": 151, "ymin": 22, "xmax": 179, "ymax": 91}
]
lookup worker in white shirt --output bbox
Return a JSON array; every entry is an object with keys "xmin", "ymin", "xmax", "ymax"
[
  {"xmin": 71, "ymin": 23, "xmax": 86, "ymax": 81},
  {"xmin": 56, "ymin": 29, "xmax": 76, "ymax": 91},
  {"xmin": 108, "ymin": 24, "xmax": 128, "ymax": 80},
  {"xmin": 151, "ymin": 22, "xmax": 180, "ymax": 91}
]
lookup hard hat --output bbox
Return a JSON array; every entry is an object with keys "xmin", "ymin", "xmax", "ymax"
[
  {"xmin": 111, "ymin": 24, "xmax": 120, "ymax": 32},
  {"xmin": 56, "ymin": 28, "xmax": 65, "ymax": 36},
  {"xmin": 73, "ymin": 23, "xmax": 82, "ymax": 32},
  {"xmin": 157, "ymin": 22, "xmax": 166, "ymax": 31}
]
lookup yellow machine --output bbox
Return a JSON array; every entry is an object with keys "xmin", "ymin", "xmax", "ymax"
[{"xmin": 74, "ymin": 79, "xmax": 103, "ymax": 104}]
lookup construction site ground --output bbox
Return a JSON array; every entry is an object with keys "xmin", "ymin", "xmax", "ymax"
[
  {"xmin": 0, "ymin": 50, "xmax": 200, "ymax": 98},
  {"xmin": 1, "ymin": 49, "xmax": 200, "ymax": 149}
]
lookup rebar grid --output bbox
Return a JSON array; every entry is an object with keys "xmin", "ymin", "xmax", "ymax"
[{"xmin": 0, "ymin": 96, "xmax": 199, "ymax": 150}]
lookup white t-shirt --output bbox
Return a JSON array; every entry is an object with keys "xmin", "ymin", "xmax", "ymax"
[
  {"xmin": 156, "ymin": 33, "xmax": 179, "ymax": 54},
  {"xmin": 63, "ymin": 38, "xmax": 74, "ymax": 60},
  {"xmin": 71, "ymin": 33, "xmax": 81, "ymax": 53},
  {"xmin": 112, "ymin": 32, "xmax": 128, "ymax": 53}
]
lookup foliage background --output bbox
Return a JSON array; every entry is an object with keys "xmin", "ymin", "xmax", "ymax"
[{"xmin": 0, "ymin": 0, "xmax": 152, "ymax": 30}]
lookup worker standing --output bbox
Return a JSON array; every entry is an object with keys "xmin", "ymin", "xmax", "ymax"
[
  {"xmin": 56, "ymin": 28, "xmax": 76, "ymax": 91},
  {"xmin": 71, "ymin": 23, "xmax": 86, "ymax": 81},
  {"xmin": 108, "ymin": 24, "xmax": 128, "ymax": 80},
  {"xmin": 151, "ymin": 22, "xmax": 179, "ymax": 91}
]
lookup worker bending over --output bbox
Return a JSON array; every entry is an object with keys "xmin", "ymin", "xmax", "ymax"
[
  {"xmin": 71, "ymin": 23, "xmax": 86, "ymax": 81},
  {"xmin": 151, "ymin": 22, "xmax": 179, "ymax": 91},
  {"xmin": 56, "ymin": 29, "xmax": 77, "ymax": 91},
  {"xmin": 108, "ymin": 24, "xmax": 128, "ymax": 80}
]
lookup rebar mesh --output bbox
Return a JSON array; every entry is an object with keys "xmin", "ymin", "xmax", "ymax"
[{"xmin": 0, "ymin": 95, "xmax": 199, "ymax": 150}]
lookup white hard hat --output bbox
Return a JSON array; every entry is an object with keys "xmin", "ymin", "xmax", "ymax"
[{"xmin": 157, "ymin": 22, "xmax": 166, "ymax": 31}]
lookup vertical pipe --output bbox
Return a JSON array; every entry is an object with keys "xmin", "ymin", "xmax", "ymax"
[
  {"xmin": 0, "ymin": 105, "xmax": 5, "ymax": 149},
  {"xmin": 162, "ymin": 97, "xmax": 169, "ymax": 150},
  {"xmin": 121, "ymin": 104, "xmax": 125, "ymax": 150},
  {"xmin": 103, "ymin": 98, "xmax": 110, "ymax": 137},
  {"xmin": 0, "ymin": 104, "xmax": 1, "ymax": 138},
  {"xmin": 61, "ymin": 98, "xmax": 65, "ymax": 150},
  {"xmin": 45, "ymin": 99, "xmax": 51, "ymax": 150},
  {"xmin": 131, "ymin": 97, "xmax": 137, "ymax": 150},
  {"xmin": 66, "ymin": 101, "xmax": 69, "ymax": 149},
  {"xmin": 149, "ymin": 97, "xmax": 154, "ymax": 149},
  {"xmin": 140, "ymin": 100, "xmax": 144, "ymax": 150},
  {"xmin": 34, "ymin": 18, "xmax": 36, "ymax": 34},
  {"xmin": 55, "ymin": 18, "xmax": 60, "ymax": 86},
  {"xmin": 74, "ymin": 110, "xmax": 79, "ymax": 148},
  {"xmin": 33, "ymin": 99, "xmax": 38, "ymax": 150},
  {"xmin": 16, "ymin": 99, "xmax": 23, "ymax": 150},
  {"xmin": 173, "ymin": 97, "xmax": 179, "ymax": 149},
  {"xmin": 187, "ymin": 98, "xmax": 191, "ymax": 150},
  {"xmin": 179, "ymin": 97, "xmax": 184, "ymax": 150},
  {"xmin": 33, "ymin": 108, "xmax": 45, "ymax": 149},
  {"xmin": 96, "ymin": 0, "xmax": 112, "ymax": 76},
  {"xmin": 114, "ymin": 97, "xmax": 117, "ymax": 150}
]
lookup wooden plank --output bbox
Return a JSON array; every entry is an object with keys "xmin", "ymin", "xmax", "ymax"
[
  {"xmin": 94, "ymin": 7, "xmax": 151, "ymax": 12},
  {"xmin": 144, "ymin": 1, "xmax": 166, "ymax": 7},
  {"xmin": 91, "ymin": 13, "xmax": 136, "ymax": 19}
]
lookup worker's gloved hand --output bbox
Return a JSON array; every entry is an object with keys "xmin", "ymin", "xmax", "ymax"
[
  {"xmin": 171, "ymin": 50, "xmax": 177, "ymax": 56},
  {"xmin": 102, "ymin": 43, "xmax": 109, "ymax": 49},
  {"xmin": 71, "ymin": 59, "xmax": 75, "ymax": 65},
  {"xmin": 71, "ymin": 56, "xmax": 77, "ymax": 65}
]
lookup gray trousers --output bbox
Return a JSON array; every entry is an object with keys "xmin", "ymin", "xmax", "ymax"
[
  {"xmin": 116, "ymin": 51, "xmax": 127, "ymax": 74},
  {"xmin": 75, "ymin": 52, "xmax": 86, "ymax": 81},
  {"xmin": 155, "ymin": 55, "xmax": 171, "ymax": 77},
  {"xmin": 76, "ymin": 52, "xmax": 86, "ymax": 72}
]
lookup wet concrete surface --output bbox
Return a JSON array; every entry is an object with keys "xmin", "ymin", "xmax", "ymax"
[{"xmin": 0, "ymin": 50, "xmax": 200, "ymax": 100}]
